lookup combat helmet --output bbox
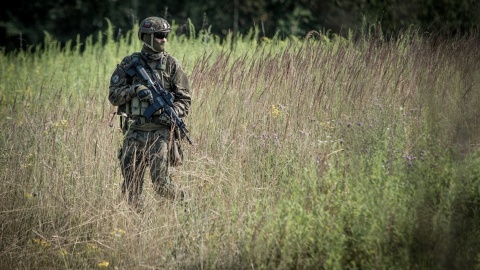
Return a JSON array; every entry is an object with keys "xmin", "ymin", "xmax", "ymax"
[{"xmin": 138, "ymin": 17, "xmax": 171, "ymax": 40}]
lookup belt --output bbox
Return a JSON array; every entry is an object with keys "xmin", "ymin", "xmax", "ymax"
[{"xmin": 131, "ymin": 115, "xmax": 171, "ymax": 126}]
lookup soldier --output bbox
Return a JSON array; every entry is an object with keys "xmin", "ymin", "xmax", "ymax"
[{"xmin": 108, "ymin": 16, "xmax": 191, "ymax": 209}]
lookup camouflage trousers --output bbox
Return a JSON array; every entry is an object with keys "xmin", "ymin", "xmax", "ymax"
[{"xmin": 118, "ymin": 127, "xmax": 183, "ymax": 207}]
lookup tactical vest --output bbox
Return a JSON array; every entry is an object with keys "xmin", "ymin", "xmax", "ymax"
[{"xmin": 120, "ymin": 52, "xmax": 168, "ymax": 117}]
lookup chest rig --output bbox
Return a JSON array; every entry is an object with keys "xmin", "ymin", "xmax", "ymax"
[{"xmin": 127, "ymin": 52, "xmax": 168, "ymax": 117}]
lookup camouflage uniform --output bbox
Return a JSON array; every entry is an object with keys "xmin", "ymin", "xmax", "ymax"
[{"xmin": 108, "ymin": 17, "xmax": 191, "ymax": 207}]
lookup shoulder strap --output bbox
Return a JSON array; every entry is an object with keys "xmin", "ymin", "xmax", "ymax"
[
  {"xmin": 131, "ymin": 52, "xmax": 142, "ymax": 65},
  {"xmin": 157, "ymin": 52, "xmax": 167, "ymax": 71},
  {"xmin": 148, "ymin": 64, "xmax": 166, "ymax": 89},
  {"xmin": 131, "ymin": 52, "xmax": 167, "ymax": 89}
]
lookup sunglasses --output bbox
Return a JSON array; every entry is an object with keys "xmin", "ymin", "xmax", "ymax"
[{"xmin": 154, "ymin": 32, "xmax": 169, "ymax": 39}]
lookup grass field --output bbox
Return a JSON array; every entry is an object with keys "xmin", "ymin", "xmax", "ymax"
[{"xmin": 1, "ymin": 23, "xmax": 479, "ymax": 269}]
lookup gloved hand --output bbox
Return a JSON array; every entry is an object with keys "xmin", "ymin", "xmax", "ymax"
[{"xmin": 136, "ymin": 86, "xmax": 153, "ymax": 103}]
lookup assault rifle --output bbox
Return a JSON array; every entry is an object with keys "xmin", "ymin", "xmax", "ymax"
[{"xmin": 126, "ymin": 61, "xmax": 193, "ymax": 145}]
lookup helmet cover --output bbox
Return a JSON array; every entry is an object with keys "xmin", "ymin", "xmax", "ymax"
[{"xmin": 138, "ymin": 17, "xmax": 171, "ymax": 40}]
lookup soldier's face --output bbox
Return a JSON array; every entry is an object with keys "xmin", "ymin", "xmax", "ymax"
[{"xmin": 143, "ymin": 33, "xmax": 166, "ymax": 52}]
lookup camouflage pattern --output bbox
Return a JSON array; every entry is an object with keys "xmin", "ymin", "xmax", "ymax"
[
  {"xmin": 138, "ymin": 17, "xmax": 171, "ymax": 40},
  {"xmin": 108, "ymin": 23, "xmax": 191, "ymax": 207},
  {"xmin": 138, "ymin": 17, "xmax": 171, "ymax": 53},
  {"xmin": 109, "ymin": 50, "xmax": 190, "ymax": 119},
  {"xmin": 119, "ymin": 127, "xmax": 181, "ymax": 205}
]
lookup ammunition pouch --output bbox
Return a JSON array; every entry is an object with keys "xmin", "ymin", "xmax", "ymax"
[{"xmin": 169, "ymin": 136, "xmax": 183, "ymax": 167}]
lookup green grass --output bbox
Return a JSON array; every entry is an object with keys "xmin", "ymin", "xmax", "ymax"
[{"xmin": 1, "ymin": 24, "xmax": 479, "ymax": 269}]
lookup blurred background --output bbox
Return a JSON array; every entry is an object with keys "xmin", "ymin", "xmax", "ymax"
[{"xmin": 1, "ymin": 0, "xmax": 479, "ymax": 53}]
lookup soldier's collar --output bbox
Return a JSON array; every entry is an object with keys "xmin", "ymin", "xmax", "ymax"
[{"xmin": 141, "ymin": 46, "xmax": 163, "ymax": 61}]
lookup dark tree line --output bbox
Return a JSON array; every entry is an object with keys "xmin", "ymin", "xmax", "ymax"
[{"xmin": 1, "ymin": 0, "xmax": 479, "ymax": 52}]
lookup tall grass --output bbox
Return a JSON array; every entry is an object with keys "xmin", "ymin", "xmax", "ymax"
[{"xmin": 1, "ymin": 22, "xmax": 479, "ymax": 269}]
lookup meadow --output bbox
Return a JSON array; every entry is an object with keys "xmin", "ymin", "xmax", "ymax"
[{"xmin": 1, "ymin": 21, "xmax": 479, "ymax": 269}]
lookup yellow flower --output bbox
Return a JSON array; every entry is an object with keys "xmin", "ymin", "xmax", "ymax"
[
  {"xmin": 110, "ymin": 228, "xmax": 126, "ymax": 238},
  {"xmin": 57, "ymin": 248, "xmax": 68, "ymax": 257},
  {"xmin": 53, "ymin": 119, "xmax": 68, "ymax": 129},
  {"xmin": 320, "ymin": 120, "xmax": 335, "ymax": 129},
  {"xmin": 85, "ymin": 242, "xmax": 99, "ymax": 254},
  {"xmin": 32, "ymin": 238, "xmax": 51, "ymax": 248},
  {"xmin": 97, "ymin": 261, "xmax": 110, "ymax": 268},
  {"xmin": 271, "ymin": 104, "xmax": 281, "ymax": 118}
]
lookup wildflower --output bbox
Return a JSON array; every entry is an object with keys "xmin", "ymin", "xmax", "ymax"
[
  {"xmin": 32, "ymin": 238, "xmax": 51, "ymax": 248},
  {"xmin": 403, "ymin": 154, "xmax": 415, "ymax": 167},
  {"xmin": 110, "ymin": 228, "xmax": 126, "ymax": 238},
  {"xmin": 52, "ymin": 119, "xmax": 68, "ymax": 130},
  {"xmin": 57, "ymin": 248, "xmax": 68, "ymax": 257},
  {"xmin": 85, "ymin": 242, "xmax": 99, "ymax": 254},
  {"xmin": 320, "ymin": 121, "xmax": 334, "ymax": 129},
  {"xmin": 273, "ymin": 133, "xmax": 279, "ymax": 144},
  {"xmin": 270, "ymin": 104, "xmax": 281, "ymax": 118},
  {"xmin": 97, "ymin": 261, "xmax": 110, "ymax": 268}
]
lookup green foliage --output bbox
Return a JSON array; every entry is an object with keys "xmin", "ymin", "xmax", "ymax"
[
  {"xmin": 2, "ymin": 0, "xmax": 479, "ymax": 53},
  {"xmin": 1, "ymin": 23, "xmax": 480, "ymax": 269}
]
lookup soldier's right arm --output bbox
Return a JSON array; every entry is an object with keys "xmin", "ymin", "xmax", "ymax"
[{"xmin": 108, "ymin": 56, "xmax": 137, "ymax": 106}]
